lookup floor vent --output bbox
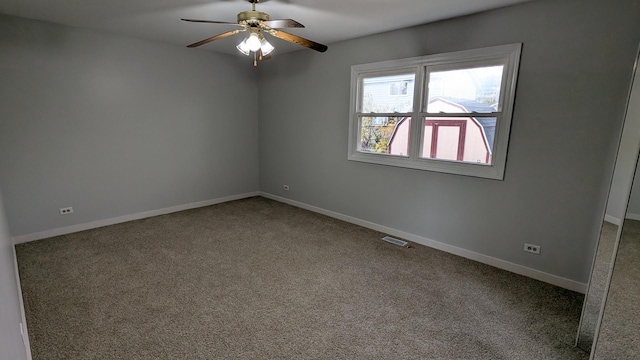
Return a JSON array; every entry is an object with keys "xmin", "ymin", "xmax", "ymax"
[{"xmin": 381, "ymin": 236, "xmax": 408, "ymax": 247}]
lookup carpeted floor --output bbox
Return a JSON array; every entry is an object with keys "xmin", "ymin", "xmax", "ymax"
[{"xmin": 16, "ymin": 196, "xmax": 588, "ymax": 359}]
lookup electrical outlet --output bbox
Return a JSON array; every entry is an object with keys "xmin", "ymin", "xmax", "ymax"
[
  {"xmin": 524, "ymin": 243, "xmax": 541, "ymax": 255},
  {"xmin": 283, "ymin": 185, "xmax": 290, "ymax": 191},
  {"xmin": 59, "ymin": 207, "xmax": 73, "ymax": 215}
]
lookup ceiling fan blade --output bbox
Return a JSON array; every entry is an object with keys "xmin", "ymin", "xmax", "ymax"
[
  {"xmin": 262, "ymin": 19, "xmax": 304, "ymax": 28},
  {"xmin": 187, "ymin": 29, "xmax": 245, "ymax": 48},
  {"xmin": 181, "ymin": 19, "xmax": 240, "ymax": 26},
  {"xmin": 267, "ymin": 29, "xmax": 328, "ymax": 53}
]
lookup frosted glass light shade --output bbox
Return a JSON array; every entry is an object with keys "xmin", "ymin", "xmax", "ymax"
[
  {"xmin": 260, "ymin": 38, "xmax": 274, "ymax": 56},
  {"xmin": 236, "ymin": 39, "xmax": 250, "ymax": 56},
  {"xmin": 246, "ymin": 33, "xmax": 262, "ymax": 52}
]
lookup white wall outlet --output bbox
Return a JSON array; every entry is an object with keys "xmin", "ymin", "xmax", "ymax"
[
  {"xmin": 59, "ymin": 207, "xmax": 73, "ymax": 215},
  {"xmin": 524, "ymin": 243, "xmax": 541, "ymax": 254},
  {"xmin": 283, "ymin": 185, "xmax": 290, "ymax": 191}
]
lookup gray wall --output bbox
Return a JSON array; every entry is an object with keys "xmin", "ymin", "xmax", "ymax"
[
  {"xmin": 0, "ymin": 15, "xmax": 260, "ymax": 237},
  {"xmin": 0, "ymin": 190, "xmax": 28, "ymax": 360},
  {"xmin": 258, "ymin": 0, "xmax": 640, "ymax": 283}
]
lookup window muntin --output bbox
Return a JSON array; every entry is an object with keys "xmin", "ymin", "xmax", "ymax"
[{"xmin": 348, "ymin": 44, "xmax": 521, "ymax": 180}]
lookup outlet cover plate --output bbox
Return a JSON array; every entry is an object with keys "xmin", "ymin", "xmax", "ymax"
[
  {"xmin": 59, "ymin": 207, "xmax": 74, "ymax": 215},
  {"xmin": 524, "ymin": 243, "xmax": 541, "ymax": 254}
]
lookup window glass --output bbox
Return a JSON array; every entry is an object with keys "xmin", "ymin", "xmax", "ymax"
[
  {"xmin": 426, "ymin": 65, "xmax": 503, "ymax": 113},
  {"xmin": 420, "ymin": 117, "xmax": 496, "ymax": 165},
  {"xmin": 359, "ymin": 116, "xmax": 411, "ymax": 156},
  {"xmin": 362, "ymin": 74, "xmax": 415, "ymax": 113}
]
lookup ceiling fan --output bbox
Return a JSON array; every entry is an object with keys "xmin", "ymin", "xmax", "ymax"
[{"xmin": 182, "ymin": 0, "xmax": 328, "ymax": 66}]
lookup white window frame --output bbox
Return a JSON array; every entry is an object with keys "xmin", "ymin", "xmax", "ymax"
[{"xmin": 348, "ymin": 44, "xmax": 522, "ymax": 180}]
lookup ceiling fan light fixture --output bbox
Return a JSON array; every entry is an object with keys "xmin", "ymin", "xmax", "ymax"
[
  {"xmin": 246, "ymin": 32, "xmax": 262, "ymax": 52},
  {"xmin": 182, "ymin": 0, "xmax": 328, "ymax": 59},
  {"xmin": 260, "ymin": 37, "xmax": 274, "ymax": 56},
  {"xmin": 236, "ymin": 39, "xmax": 250, "ymax": 56}
]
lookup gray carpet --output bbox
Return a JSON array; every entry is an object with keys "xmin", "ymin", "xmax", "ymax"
[
  {"xmin": 593, "ymin": 219, "xmax": 640, "ymax": 359},
  {"xmin": 17, "ymin": 196, "xmax": 588, "ymax": 359}
]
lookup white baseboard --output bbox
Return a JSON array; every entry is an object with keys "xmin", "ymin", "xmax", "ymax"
[
  {"xmin": 260, "ymin": 192, "xmax": 587, "ymax": 294},
  {"xmin": 12, "ymin": 192, "xmax": 260, "ymax": 244},
  {"xmin": 604, "ymin": 214, "xmax": 622, "ymax": 226},
  {"xmin": 625, "ymin": 212, "xmax": 640, "ymax": 221}
]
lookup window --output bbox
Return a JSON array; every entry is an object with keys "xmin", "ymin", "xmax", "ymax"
[
  {"xmin": 348, "ymin": 44, "xmax": 521, "ymax": 180},
  {"xmin": 389, "ymin": 81, "xmax": 409, "ymax": 96}
]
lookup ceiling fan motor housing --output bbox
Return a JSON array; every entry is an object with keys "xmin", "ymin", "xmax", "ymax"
[{"xmin": 238, "ymin": 11, "xmax": 271, "ymax": 27}]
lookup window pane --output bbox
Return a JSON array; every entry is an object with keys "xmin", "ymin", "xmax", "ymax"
[
  {"xmin": 420, "ymin": 116, "xmax": 496, "ymax": 165},
  {"xmin": 359, "ymin": 116, "xmax": 411, "ymax": 156},
  {"xmin": 426, "ymin": 65, "xmax": 503, "ymax": 113},
  {"xmin": 362, "ymin": 74, "xmax": 415, "ymax": 113}
]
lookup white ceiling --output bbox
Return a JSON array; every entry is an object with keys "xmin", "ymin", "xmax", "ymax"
[{"xmin": 0, "ymin": 0, "xmax": 532, "ymax": 55}]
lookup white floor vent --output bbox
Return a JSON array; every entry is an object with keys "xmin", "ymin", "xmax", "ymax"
[{"xmin": 381, "ymin": 236, "xmax": 408, "ymax": 247}]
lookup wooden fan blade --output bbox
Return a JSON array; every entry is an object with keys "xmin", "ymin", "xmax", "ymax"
[
  {"xmin": 267, "ymin": 29, "xmax": 328, "ymax": 52},
  {"xmin": 181, "ymin": 19, "xmax": 240, "ymax": 26},
  {"xmin": 187, "ymin": 29, "xmax": 245, "ymax": 48},
  {"xmin": 262, "ymin": 19, "xmax": 304, "ymax": 28}
]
